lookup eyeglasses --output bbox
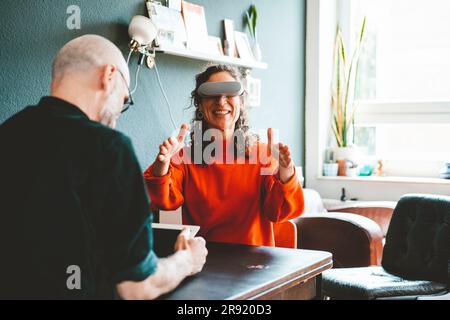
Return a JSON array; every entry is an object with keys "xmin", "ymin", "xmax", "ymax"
[
  {"xmin": 203, "ymin": 93, "xmax": 244, "ymax": 103},
  {"xmin": 117, "ymin": 70, "xmax": 134, "ymax": 114}
]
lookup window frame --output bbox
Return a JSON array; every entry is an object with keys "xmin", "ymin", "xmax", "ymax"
[
  {"xmin": 356, "ymin": 101, "xmax": 450, "ymax": 124},
  {"xmin": 304, "ymin": 0, "xmax": 450, "ymax": 201}
]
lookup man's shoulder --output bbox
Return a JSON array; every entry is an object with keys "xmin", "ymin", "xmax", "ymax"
[
  {"xmin": 0, "ymin": 103, "xmax": 134, "ymax": 155},
  {"xmin": 80, "ymin": 119, "xmax": 127, "ymax": 141},
  {"xmin": 82, "ymin": 122, "xmax": 133, "ymax": 153},
  {"xmin": 0, "ymin": 106, "xmax": 35, "ymax": 129}
]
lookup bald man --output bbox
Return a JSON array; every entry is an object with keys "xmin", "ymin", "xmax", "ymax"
[{"xmin": 0, "ymin": 35, "xmax": 207, "ymax": 299}]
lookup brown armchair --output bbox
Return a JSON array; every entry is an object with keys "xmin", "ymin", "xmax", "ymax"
[
  {"xmin": 294, "ymin": 212, "xmax": 383, "ymax": 267},
  {"xmin": 293, "ymin": 189, "xmax": 392, "ymax": 268},
  {"xmin": 327, "ymin": 201, "xmax": 396, "ymax": 237}
]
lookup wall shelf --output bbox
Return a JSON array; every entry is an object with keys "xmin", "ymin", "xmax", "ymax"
[{"xmin": 154, "ymin": 45, "xmax": 268, "ymax": 70}]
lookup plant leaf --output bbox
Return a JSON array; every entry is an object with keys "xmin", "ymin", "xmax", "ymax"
[
  {"xmin": 346, "ymin": 102, "xmax": 357, "ymax": 131},
  {"xmin": 359, "ymin": 16, "xmax": 367, "ymax": 43},
  {"xmin": 343, "ymin": 17, "xmax": 366, "ymax": 145},
  {"xmin": 252, "ymin": 5, "xmax": 258, "ymax": 41},
  {"xmin": 339, "ymin": 32, "xmax": 346, "ymax": 67},
  {"xmin": 332, "ymin": 121, "xmax": 342, "ymax": 147},
  {"xmin": 333, "ymin": 31, "xmax": 341, "ymax": 115},
  {"xmin": 246, "ymin": 5, "xmax": 258, "ymax": 41},
  {"xmin": 246, "ymin": 12, "xmax": 254, "ymax": 39}
]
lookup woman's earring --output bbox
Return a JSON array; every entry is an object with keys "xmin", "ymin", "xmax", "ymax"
[{"xmin": 197, "ymin": 110, "xmax": 204, "ymax": 120}]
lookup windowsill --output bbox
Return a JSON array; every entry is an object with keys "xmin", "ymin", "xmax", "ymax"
[
  {"xmin": 322, "ymin": 198, "xmax": 397, "ymax": 211},
  {"xmin": 317, "ymin": 175, "xmax": 450, "ymax": 185}
]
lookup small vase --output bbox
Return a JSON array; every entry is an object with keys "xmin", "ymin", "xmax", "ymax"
[
  {"xmin": 334, "ymin": 146, "xmax": 359, "ymax": 162},
  {"xmin": 252, "ymin": 42, "xmax": 262, "ymax": 61},
  {"xmin": 334, "ymin": 146, "xmax": 360, "ymax": 177}
]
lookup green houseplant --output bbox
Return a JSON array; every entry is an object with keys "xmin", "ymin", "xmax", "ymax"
[
  {"xmin": 331, "ymin": 17, "xmax": 366, "ymax": 156},
  {"xmin": 246, "ymin": 4, "xmax": 262, "ymax": 61}
]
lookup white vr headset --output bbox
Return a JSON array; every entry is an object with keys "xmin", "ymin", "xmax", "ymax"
[{"xmin": 198, "ymin": 81, "xmax": 244, "ymax": 98}]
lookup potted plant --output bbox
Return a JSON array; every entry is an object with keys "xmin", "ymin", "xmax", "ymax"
[
  {"xmin": 246, "ymin": 4, "xmax": 262, "ymax": 61},
  {"xmin": 331, "ymin": 17, "xmax": 366, "ymax": 162}
]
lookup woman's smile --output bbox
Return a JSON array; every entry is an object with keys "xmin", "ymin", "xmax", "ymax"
[{"xmin": 212, "ymin": 107, "xmax": 232, "ymax": 116}]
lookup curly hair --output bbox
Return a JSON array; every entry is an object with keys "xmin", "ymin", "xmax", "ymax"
[{"xmin": 189, "ymin": 64, "xmax": 258, "ymax": 163}]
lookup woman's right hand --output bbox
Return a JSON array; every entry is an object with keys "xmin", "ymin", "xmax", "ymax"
[{"xmin": 152, "ymin": 124, "xmax": 189, "ymax": 177}]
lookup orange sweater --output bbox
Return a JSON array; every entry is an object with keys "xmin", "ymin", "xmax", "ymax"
[{"xmin": 144, "ymin": 143, "xmax": 304, "ymax": 246}]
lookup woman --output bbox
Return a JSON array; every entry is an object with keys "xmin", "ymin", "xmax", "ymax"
[{"xmin": 144, "ymin": 64, "xmax": 304, "ymax": 246}]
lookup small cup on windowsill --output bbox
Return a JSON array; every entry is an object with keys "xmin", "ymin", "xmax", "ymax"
[
  {"xmin": 323, "ymin": 163, "xmax": 339, "ymax": 176},
  {"xmin": 346, "ymin": 167, "xmax": 359, "ymax": 177}
]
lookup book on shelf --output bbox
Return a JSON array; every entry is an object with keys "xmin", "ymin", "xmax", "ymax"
[{"xmin": 234, "ymin": 31, "xmax": 255, "ymax": 61}]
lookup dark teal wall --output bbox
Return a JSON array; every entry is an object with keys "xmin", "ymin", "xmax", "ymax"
[{"xmin": 0, "ymin": 0, "xmax": 305, "ymax": 169}]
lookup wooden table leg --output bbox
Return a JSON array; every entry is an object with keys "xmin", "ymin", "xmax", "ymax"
[{"xmin": 315, "ymin": 275, "xmax": 323, "ymax": 300}]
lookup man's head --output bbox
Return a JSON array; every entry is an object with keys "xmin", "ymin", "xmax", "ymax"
[{"xmin": 51, "ymin": 35, "xmax": 130, "ymax": 128}]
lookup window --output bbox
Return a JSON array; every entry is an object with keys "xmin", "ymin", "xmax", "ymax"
[
  {"xmin": 348, "ymin": 0, "xmax": 450, "ymax": 101},
  {"xmin": 354, "ymin": 123, "xmax": 450, "ymax": 177},
  {"xmin": 341, "ymin": 0, "xmax": 450, "ymax": 178}
]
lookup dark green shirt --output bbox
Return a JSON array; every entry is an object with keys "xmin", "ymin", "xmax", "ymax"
[{"xmin": 0, "ymin": 97, "xmax": 158, "ymax": 299}]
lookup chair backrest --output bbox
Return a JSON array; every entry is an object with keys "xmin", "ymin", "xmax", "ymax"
[
  {"xmin": 273, "ymin": 221, "xmax": 297, "ymax": 249},
  {"xmin": 382, "ymin": 194, "xmax": 450, "ymax": 284},
  {"xmin": 331, "ymin": 204, "xmax": 395, "ymax": 237},
  {"xmin": 302, "ymin": 188, "xmax": 327, "ymax": 214}
]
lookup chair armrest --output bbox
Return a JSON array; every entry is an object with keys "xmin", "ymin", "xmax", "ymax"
[
  {"xmin": 329, "ymin": 203, "xmax": 395, "ymax": 237},
  {"xmin": 293, "ymin": 212, "xmax": 384, "ymax": 268}
]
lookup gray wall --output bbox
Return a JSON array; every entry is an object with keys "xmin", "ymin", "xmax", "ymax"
[{"xmin": 0, "ymin": 0, "xmax": 305, "ymax": 170}]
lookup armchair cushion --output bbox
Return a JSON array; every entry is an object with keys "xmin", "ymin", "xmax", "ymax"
[{"xmin": 322, "ymin": 266, "xmax": 447, "ymax": 300}]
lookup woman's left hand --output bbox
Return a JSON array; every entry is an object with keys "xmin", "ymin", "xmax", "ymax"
[{"xmin": 268, "ymin": 128, "xmax": 295, "ymax": 183}]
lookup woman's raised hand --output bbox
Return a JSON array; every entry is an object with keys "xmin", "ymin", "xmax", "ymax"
[
  {"xmin": 157, "ymin": 124, "xmax": 189, "ymax": 163},
  {"xmin": 267, "ymin": 128, "xmax": 295, "ymax": 183},
  {"xmin": 152, "ymin": 124, "xmax": 189, "ymax": 177}
]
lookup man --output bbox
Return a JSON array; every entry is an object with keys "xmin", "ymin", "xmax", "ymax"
[{"xmin": 0, "ymin": 35, "xmax": 207, "ymax": 299}]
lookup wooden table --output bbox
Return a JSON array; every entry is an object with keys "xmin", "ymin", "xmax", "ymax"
[{"xmin": 161, "ymin": 242, "xmax": 332, "ymax": 300}]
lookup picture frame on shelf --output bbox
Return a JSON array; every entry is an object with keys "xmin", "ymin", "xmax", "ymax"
[
  {"xmin": 234, "ymin": 31, "xmax": 254, "ymax": 61},
  {"xmin": 223, "ymin": 19, "xmax": 237, "ymax": 57},
  {"xmin": 244, "ymin": 75, "xmax": 261, "ymax": 107},
  {"xmin": 146, "ymin": 1, "xmax": 187, "ymax": 49},
  {"xmin": 167, "ymin": 0, "xmax": 182, "ymax": 12},
  {"xmin": 182, "ymin": 1, "xmax": 209, "ymax": 53},
  {"xmin": 207, "ymin": 36, "xmax": 224, "ymax": 56}
]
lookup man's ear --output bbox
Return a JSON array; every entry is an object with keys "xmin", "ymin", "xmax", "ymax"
[{"xmin": 100, "ymin": 64, "xmax": 116, "ymax": 94}]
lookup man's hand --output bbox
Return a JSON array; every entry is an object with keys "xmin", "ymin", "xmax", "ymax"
[
  {"xmin": 174, "ymin": 228, "xmax": 208, "ymax": 276},
  {"xmin": 267, "ymin": 128, "xmax": 295, "ymax": 183},
  {"xmin": 152, "ymin": 124, "xmax": 189, "ymax": 177},
  {"xmin": 116, "ymin": 228, "xmax": 207, "ymax": 300}
]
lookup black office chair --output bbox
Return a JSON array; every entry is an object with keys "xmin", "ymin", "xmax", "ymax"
[{"xmin": 322, "ymin": 194, "xmax": 450, "ymax": 300}]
